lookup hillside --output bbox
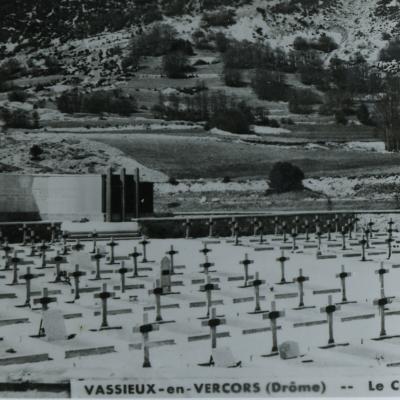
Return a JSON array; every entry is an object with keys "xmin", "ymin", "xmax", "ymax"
[{"xmin": 1, "ymin": 0, "xmax": 399, "ymax": 61}]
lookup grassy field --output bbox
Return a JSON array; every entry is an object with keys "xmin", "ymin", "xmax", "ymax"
[{"xmin": 93, "ymin": 132, "xmax": 400, "ymax": 179}]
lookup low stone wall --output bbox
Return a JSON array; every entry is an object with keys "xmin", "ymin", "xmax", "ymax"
[{"xmin": 139, "ymin": 211, "xmax": 357, "ymax": 239}]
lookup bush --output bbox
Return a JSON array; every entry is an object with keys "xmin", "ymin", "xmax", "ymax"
[
  {"xmin": 210, "ymin": 108, "xmax": 251, "ymax": 134},
  {"xmin": 8, "ymin": 90, "xmax": 29, "ymax": 102},
  {"xmin": 29, "ymin": 144, "xmax": 43, "ymax": 161},
  {"xmin": 1, "ymin": 108, "xmax": 39, "ymax": 129},
  {"xmin": 380, "ymin": 39, "xmax": 400, "ymax": 61},
  {"xmin": 293, "ymin": 36, "xmax": 310, "ymax": 51},
  {"xmin": 0, "ymin": 58, "xmax": 25, "ymax": 80},
  {"xmin": 162, "ymin": 51, "xmax": 190, "ymax": 78},
  {"xmin": 269, "ymin": 162, "xmax": 304, "ymax": 193},
  {"xmin": 223, "ymin": 68, "xmax": 244, "ymax": 87},
  {"xmin": 201, "ymin": 9, "xmax": 236, "ymax": 27},
  {"xmin": 312, "ymin": 34, "xmax": 338, "ymax": 53},
  {"xmin": 168, "ymin": 177, "xmax": 179, "ymax": 185},
  {"xmin": 335, "ymin": 110, "xmax": 348, "ymax": 125},
  {"xmin": 57, "ymin": 89, "xmax": 137, "ymax": 116},
  {"xmin": 251, "ymin": 69, "xmax": 289, "ymax": 101},
  {"xmin": 356, "ymin": 103, "xmax": 375, "ymax": 126},
  {"xmin": 130, "ymin": 24, "xmax": 178, "ymax": 57}
]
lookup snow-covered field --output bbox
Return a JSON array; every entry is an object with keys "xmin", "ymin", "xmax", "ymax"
[{"xmin": 2, "ymin": 214, "xmax": 400, "ymax": 397}]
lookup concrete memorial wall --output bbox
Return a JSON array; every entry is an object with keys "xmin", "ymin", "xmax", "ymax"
[{"xmin": 0, "ymin": 174, "xmax": 103, "ymax": 221}]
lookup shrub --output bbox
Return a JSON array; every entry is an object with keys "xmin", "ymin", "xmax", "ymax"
[
  {"xmin": 223, "ymin": 68, "xmax": 244, "ymax": 87},
  {"xmin": 1, "ymin": 108, "xmax": 39, "ymax": 129},
  {"xmin": 168, "ymin": 177, "xmax": 179, "ymax": 185},
  {"xmin": 293, "ymin": 36, "xmax": 310, "ymax": 51},
  {"xmin": 162, "ymin": 51, "xmax": 190, "ymax": 78},
  {"xmin": 380, "ymin": 39, "xmax": 400, "ymax": 61},
  {"xmin": 269, "ymin": 162, "xmax": 304, "ymax": 193},
  {"xmin": 210, "ymin": 108, "xmax": 251, "ymax": 134},
  {"xmin": 131, "ymin": 24, "xmax": 178, "ymax": 57},
  {"xmin": 8, "ymin": 90, "xmax": 29, "ymax": 102},
  {"xmin": 250, "ymin": 69, "xmax": 289, "ymax": 101},
  {"xmin": 335, "ymin": 110, "xmax": 348, "ymax": 125},
  {"xmin": 29, "ymin": 144, "xmax": 43, "ymax": 161},
  {"xmin": 215, "ymin": 31, "xmax": 230, "ymax": 52},
  {"xmin": 0, "ymin": 58, "xmax": 25, "ymax": 80},
  {"xmin": 312, "ymin": 34, "xmax": 338, "ymax": 53},
  {"xmin": 201, "ymin": 9, "xmax": 236, "ymax": 27},
  {"xmin": 356, "ymin": 103, "xmax": 375, "ymax": 126},
  {"xmin": 57, "ymin": 89, "xmax": 137, "ymax": 116}
]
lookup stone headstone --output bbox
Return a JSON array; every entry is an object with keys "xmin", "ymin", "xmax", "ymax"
[
  {"xmin": 279, "ymin": 341, "xmax": 300, "ymax": 359},
  {"xmin": 160, "ymin": 256, "xmax": 171, "ymax": 288},
  {"xmin": 42, "ymin": 309, "xmax": 67, "ymax": 341},
  {"xmin": 212, "ymin": 347, "xmax": 236, "ymax": 367}
]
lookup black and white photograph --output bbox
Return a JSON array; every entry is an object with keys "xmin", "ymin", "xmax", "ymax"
[{"xmin": 1, "ymin": 0, "xmax": 400, "ymax": 398}]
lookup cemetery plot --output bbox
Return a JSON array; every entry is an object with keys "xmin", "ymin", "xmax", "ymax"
[{"xmin": 3, "ymin": 216, "xmax": 400, "ymax": 385}]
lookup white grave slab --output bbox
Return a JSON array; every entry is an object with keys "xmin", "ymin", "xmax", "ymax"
[
  {"xmin": 43, "ymin": 309, "xmax": 67, "ymax": 341},
  {"xmin": 212, "ymin": 347, "xmax": 237, "ymax": 367}
]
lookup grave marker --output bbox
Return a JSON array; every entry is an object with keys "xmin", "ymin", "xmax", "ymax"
[
  {"xmin": 376, "ymin": 262, "xmax": 389, "ymax": 298},
  {"xmin": 273, "ymin": 217, "xmax": 279, "ymax": 236},
  {"xmin": 319, "ymin": 295, "xmax": 348, "ymax": 349},
  {"xmin": 42, "ymin": 309, "xmax": 67, "ymax": 341},
  {"xmin": 47, "ymin": 223, "xmax": 58, "ymax": 244},
  {"xmin": 9, "ymin": 251, "xmax": 32, "ymax": 286},
  {"xmin": 373, "ymin": 297, "xmax": 392, "ymax": 339},
  {"xmin": 228, "ymin": 217, "xmax": 236, "ymax": 237},
  {"xmin": 93, "ymin": 283, "xmax": 121, "ymax": 330},
  {"xmin": 304, "ymin": 219, "xmax": 310, "ymax": 242},
  {"xmin": 89, "ymin": 231, "xmax": 98, "ymax": 254},
  {"xmin": 239, "ymin": 253, "xmax": 253, "ymax": 286},
  {"xmin": 106, "ymin": 237, "xmax": 119, "ymax": 265},
  {"xmin": 360, "ymin": 235, "xmax": 368, "ymax": 261},
  {"xmin": 207, "ymin": 218, "xmax": 215, "ymax": 238},
  {"xmin": 37, "ymin": 241, "xmax": 52, "ymax": 269},
  {"xmin": 341, "ymin": 226, "xmax": 347, "ymax": 251},
  {"xmin": 19, "ymin": 224, "xmax": 29, "ymax": 246},
  {"xmin": 183, "ymin": 219, "xmax": 192, "ymax": 239},
  {"xmin": 139, "ymin": 237, "xmax": 150, "ymax": 263},
  {"xmin": 368, "ymin": 219, "xmax": 375, "ymax": 238},
  {"xmin": 252, "ymin": 218, "xmax": 259, "ymax": 237},
  {"xmin": 276, "ymin": 251, "xmax": 290, "ymax": 284},
  {"xmin": 33, "ymin": 287, "xmax": 57, "ymax": 311},
  {"xmin": 116, "ymin": 261, "xmax": 133, "ymax": 294},
  {"xmin": 133, "ymin": 313, "xmax": 160, "ymax": 368},
  {"xmin": 18, "ymin": 267, "xmax": 43, "ymax": 307},
  {"xmin": 91, "ymin": 248, "xmax": 106, "ymax": 280},
  {"xmin": 152, "ymin": 279, "xmax": 164, "ymax": 322},
  {"xmin": 293, "ymin": 269, "xmax": 314, "ymax": 309},
  {"xmin": 129, "ymin": 247, "xmax": 143, "ymax": 278},
  {"xmin": 262, "ymin": 301, "xmax": 285, "ymax": 356},
  {"xmin": 325, "ymin": 220, "xmax": 332, "ymax": 241},
  {"xmin": 291, "ymin": 229, "xmax": 298, "ymax": 251},
  {"xmin": 386, "ymin": 235, "xmax": 394, "ymax": 260},
  {"xmin": 336, "ymin": 265, "xmax": 356, "ymax": 304},
  {"xmin": 281, "ymin": 221, "xmax": 288, "ymax": 243},
  {"xmin": 247, "ymin": 272, "xmax": 267, "ymax": 313},
  {"xmin": 201, "ymin": 307, "xmax": 227, "ymax": 350},
  {"xmin": 68, "ymin": 264, "xmax": 86, "ymax": 301},
  {"xmin": 47, "ymin": 251, "xmax": 68, "ymax": 283},
  {"xmin": 160, "ymin": 256, "xmax": 172, "ymax": 293},
  {"xmin": 71, "ymin": 239, "xmax": 84, "ymax": 252},
  {"xmin": 166, "ymin": 245, "xmax": 178, "ymax": 275},
  {"xmin": 1, "ymin": 241, "xmax": 13, "ymax": 270},
  {"xmin": 200, "ymin": 275, "xmax": 221, "ymax": 318}
]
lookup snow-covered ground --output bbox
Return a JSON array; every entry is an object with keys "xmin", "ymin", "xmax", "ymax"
[{"xmin": 2, "ymin": 215, "xmax": 400, "ymax": 393}]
